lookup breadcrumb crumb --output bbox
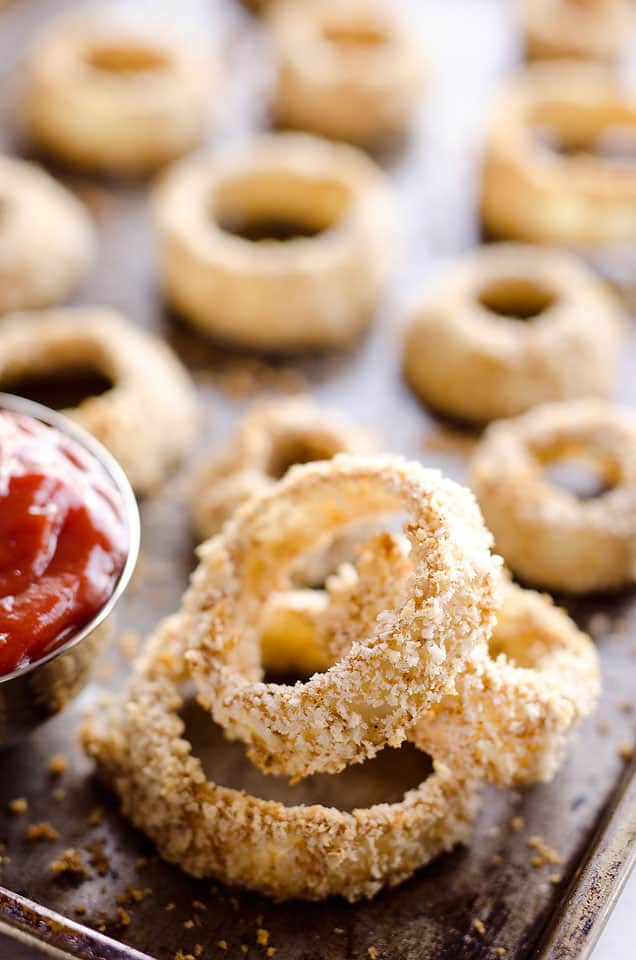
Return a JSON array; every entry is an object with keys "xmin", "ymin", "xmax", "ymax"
[
  {"xmin": 48, "ymin": 754, "xmax": 67, "ymax": 776},
  {"xmin": 49, "ymin": 848, "xmax": 87, "ymax": 878},
  {"xmin": 26, "ymin": 822, "xmax": 59, "ymax": 842},
  {"xmin": 472, "ymin": 919, "xmax": 486, "ymax": 935},
  {"xmin": 8, "ymin": 798, "xmax": 28, "ymax": 815}
]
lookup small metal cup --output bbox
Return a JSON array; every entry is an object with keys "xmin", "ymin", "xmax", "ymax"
[{"xmin": 0, "ymin": 393, "xmax": 140, "ymax": 748}]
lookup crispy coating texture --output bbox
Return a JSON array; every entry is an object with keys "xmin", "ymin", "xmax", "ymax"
[
  {"xmin": 191, "ymin": 397, "xmax": 375, "ymax": 541},
  {"xmin": 481, "ymin": 62, "xmax": 636, "ymax": 245},
  {"xmin": 82, "ymin": 615, "xmax": 482, "ymax": 902},
  {"xmin": 0, "ymin": 308, "xmax": 198, "ymax": 493},
  {"xmin": 0, "ymin": 154, "xmax": 94, "ymax": 314},
  {"xmin": 522, "ymin": 0, "xmax": 633, "ymax": 63},
  {"xmin": 403, "ymin": 244, "xmax": 623, "ymax": 423},
  {"xmin": 24, "ymin": 18, "xmax": 213, "ymax": 175},
  {"xmin": 186, "ymin": 455, "xmax": 502, "ymax": 779},
  {"xmin": 471, "ymin": 401, "xmax": 636, "ymax": 593},
  {"xmin": 263, "ymin": 548, "xmax": 599, "ymax": 785},
  {"xmin": 152, "ymin": 133, "xmax": 394, "ymax": 350},
  {"xmin": 269, "ymin": 0, "xmax": 426, "ymax": 146}
]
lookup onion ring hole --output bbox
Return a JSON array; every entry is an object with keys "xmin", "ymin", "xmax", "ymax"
[
  {"xmin": 477, "ymin": 277, "xmax": 557, "ymax": 321},
  {"xmin": 537, "ymin": 445, "xmax": 615, "ymax": 500},
  {"xmin": 2, "ymin": 368, "xmax": 114, "ymax": 411},
  {"xmin": 84, "ymin": 43, "xmax": 171, "ymax": 75}
]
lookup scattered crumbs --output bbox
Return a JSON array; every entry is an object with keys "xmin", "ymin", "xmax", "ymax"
[
  {"xmin": 166, "ymin": 902, "xmax": 176, "ymax": 912},
  {"xmin": 194, "ymin": 947, "xmax": 203, "ymax": 959},
  {"xmin": 334, "ymin": 928, "xmax": 345, "ymax": 934},
  {"xmin": 256, "ymin": 928, "xmax": 270, "ymax": 947},
  {"xmin": 117, "ymin": 885, "xmax": 152, "ymax": 906},
  {"xmin": 266, "ymin": 949, "xmax": 276, "ymax": 958},
  {"xmin": 74, "ymin": 905, "xmax": 86, "ymax": 916},
  {"xmin": 192, "ymin": 899, "xmax": 207, "ymax": 912},
  {"xmin": 527, "ymin": 836, "xmax": 563, "ymax": 867},
  {"xmin": 52, "ymin": 787, "xmax": 65, "ymax": 802},
  {"xmin": 588, "ymin": 613, "xmax": 612, "ymax": 638},
  {"xmin": 175, "ymin": 952, "xmax": 196, "ymax": 960},
  {"xmin": 368, "ymin": 948, "xmax": 378, "ymax": 960},
  {"xmin": 472, "ymin": 919, "xmax": 486, "ymax": 936},
  {"xmin": 116, "ymin": 907, "xmax": 131, "ymax": 927},
  {"xmin": 8, "ymin": 798, "xmax": 28, "ymax": 816},
  {"xmin": 597, "ymin": 720, "xmax": 610, "ymax": 736},
  {"xmin": 618, "ymin": 742, "xmax": 635, "ymax": 761},
  {"xmin": 119, "ymin": 630, "xmax": 140, "ymax": 659},
  {"xmin": 549, "ymin": 873, "xmax": 562, "ymax": 884},
  {"xmin": 94, "ymin": 912, "xmax": 108, "ymax": 933},
  {"xmin": 183, "ymin": 920, "xmax": 195, "ymax": 930},
  {"xmin": 218, "ymin": 940, "xmax": 228, "ymax": 951},
  {"xmin": 86, "ymin": 839, "xmax": 109, "ymax": 876},
  {"xmin": 87, "ymin": 807, "xmax": 104, "ymax": 827},
  {"xmin": 510, "ymin": 816, "xmax": 524, "ymax": 832},
  {"xmin": 495, "ymin": 949, "xmax": 507, "ymax": 956},
  {"xmin": 48, "ymin": 753, "xmax": 67, "ymax": 776},
  {"xmin": 50, "ymin": 848, "xmax": 87, "ymax": 878},
  {"xmin": 241, "ymin": 947, "xmax": 248, "ymax": 955},
  {"xmin": 26, "ymin": 821, "xmax": 59, "ymax": 842}
]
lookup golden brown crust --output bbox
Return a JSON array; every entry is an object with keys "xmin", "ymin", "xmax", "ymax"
[
  {"xmin": 0, "ymin": 155, "xmax": 94, "ymax": 314},
  {"xmin": 186, "ymin": 455, "xmax": 502, "ymax": 779},
  {"xmin": 152, "ymin": 133, "xmax": 394, "ymax": 350},
  {"xmin": 481, "ymin": 62, "xmax": 636, "ymax": 245},
  {"xmin": 81, "ymin": 614, "xmax": 482, "ymax": 902},
  {"xmin": 269, "ymin": 0, "xmax": 425, "ymax": 146},
  {"xmin": 403, "ymin": 244, "xmax": 623, "ymax": 422},
  {"xmin": 0, "ymin": 308, "xmax": 199, "ymax": 493},
  {"xmin": 24, "ymin": 18, "xmax": 213, "ymax": 174},
  {"xmin": 522, "ymin": 0, "xmax": 633, "ymax": 63},
  {"xmin": 471, "ymin": 400, "xmax": 636, "ymax": 592}
]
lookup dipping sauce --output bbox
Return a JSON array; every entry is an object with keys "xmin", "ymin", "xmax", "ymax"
[{"xmin": 0, "ymin": 410, "xmax": 128, "ymax": 676}]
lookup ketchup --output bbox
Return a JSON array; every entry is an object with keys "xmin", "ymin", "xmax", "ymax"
[{"xmin": 0, "ymin": 410, "xmax": 128, "ymax": 676}]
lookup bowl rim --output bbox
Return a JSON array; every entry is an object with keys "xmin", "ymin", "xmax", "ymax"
[{"xmin": 0, "ymin": 392, "xmax": 141, "ymax": 685}]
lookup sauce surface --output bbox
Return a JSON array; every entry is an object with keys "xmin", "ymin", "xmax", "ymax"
[{"xmin": 0, "ymin": 410, "xmax": 128, "ymax": 676}]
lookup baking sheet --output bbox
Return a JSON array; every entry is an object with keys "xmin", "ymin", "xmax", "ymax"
[{"xmin": 1, "ymin": 1, "xmax": 636, "ymax": 958}]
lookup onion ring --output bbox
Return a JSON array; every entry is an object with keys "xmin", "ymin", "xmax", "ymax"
[
  {"xmin": 185, "ymin": 454, "xmax": 502, "ymax": 779},
  {"xmin": 0, "ymin": 154, "xmax": 94, "ymax": 314},
  {"xmin": 191, "ymin": 397, "xmax": 375, "ymax": 541},
  {"xmin": 82, "ymin": 614, "xmax": 482, "ymax": 902},
  {"xmin": 403, "ymin": 244, "xmax": 623, "ymax": 423},
  {"xmin": 24, "ymin": 18, "xmax": 213, "ymax": 175},
  {"xmin": 0, "ymin": 308, "xmax": 198, "ymax": 494},
  {"xmin": 471, "ymin": 400, "xmax": 636, "ymax": 593},
  {"xmin": 268, "ymin": 0, "xmax": 425, "ymax": 146},
  {"xmin": 481, "ymin": 62, "xmax": 636, "ymax": 245},
  {"xmin": 522, "ymin": 0, "xmax": 633, "ymax": 63},
  {"xmin": 152, "ymin": 132, "xmax": 394, "ymax": 350}
]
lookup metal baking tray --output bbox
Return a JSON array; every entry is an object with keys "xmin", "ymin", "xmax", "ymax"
[{"xmin": 1, "ymin": 1, "xmax": 636, "ymax": 957}]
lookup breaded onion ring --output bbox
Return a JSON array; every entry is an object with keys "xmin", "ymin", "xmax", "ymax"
[
  {"xmin": 403, "ymin": 244, "xmax": 623, "ymax": 423},
  {"xmin": 0, "ymin": 154, "xmax": 94, "ymax": 314},
  {"xmin": 24, "ymin": 18, "xmax": 212, "ymax": 175},
  {"xmin": 471, "ymin": 401, "xmax": 636, "ymax": 593},
  {"xmin": 82, "ymin": 615, "xmax": 481, "ymax": 902},
  {"xmin": 481, "ymin": 62, "xmax": 636, "ymax": 245},
  {"xmin": 191, "ymin": 397, "xmax": 375, "ymax": 541},
  {"xmin": 522, "ymin": 0, "xmax": 633, "ymax": 63},
  {"xmin": 152, "ymin": 133, "xmax": 393, "ymax": 350},
  {"xmin": 186, "ymin": 455, "xmax": 502, "ymax": 779},
  {"xmin": 262, "ymin": 567, "xmax": 599, "ymax": 785},
  {"xmin": 0, "ymin": 308, "xmax": 198, "ymax": 494},
  {"xmin": 268, "ymin": 0, "xmax": 425, "ymax": 147}
]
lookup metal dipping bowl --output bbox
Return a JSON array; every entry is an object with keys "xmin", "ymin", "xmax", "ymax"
[{"xmin": 0, "ymin": 393, "xmax": 140, "ymax": 748}]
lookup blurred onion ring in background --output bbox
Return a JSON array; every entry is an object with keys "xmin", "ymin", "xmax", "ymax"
[
  {"xmin": 82, "ymin": 614, "xmax": 483, "ymax": 903},
  {"xmin": 24, "ymin": 17, "xmax": 213, "ymax": 175},
  {"xmin": 186, "ymin": 454, "xmax": 502, "ymax": 780},
  {"xmin": 269, "ymin": 0, "xmax": 425, "ymax": 146},
  {"xmin": 471, "ymin": 400, "xmax": 636, "ymax": 593},
  {"xmin": 0, "ymin": 308, "xmax": 198, "ymax": 494},
  {"xmin": 152, "ymin": 133, "xmax": 394, "ymax": 351},
  {"xmin": 481, "ymin": 62, "xmax": 636, "ymax": 245},
  {"xmin": 522, "ymin": 0, "xmax": 633, "ymax": 63},
  {"xmin": 403, "ymin": 243, "xmax": 623, "ymax": 423},
  {"xmin": 0, "ymin": 154, "xmax": 94, "ymax": 314}
]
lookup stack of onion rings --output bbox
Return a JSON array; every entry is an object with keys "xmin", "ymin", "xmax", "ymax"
[
  {"xmin": 522, "ymin": 0, "xmax": 633, "ymax": 63},
  {"xmin": 83, "ymin": 453, "xmax": 598, "ymax": 900}
]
